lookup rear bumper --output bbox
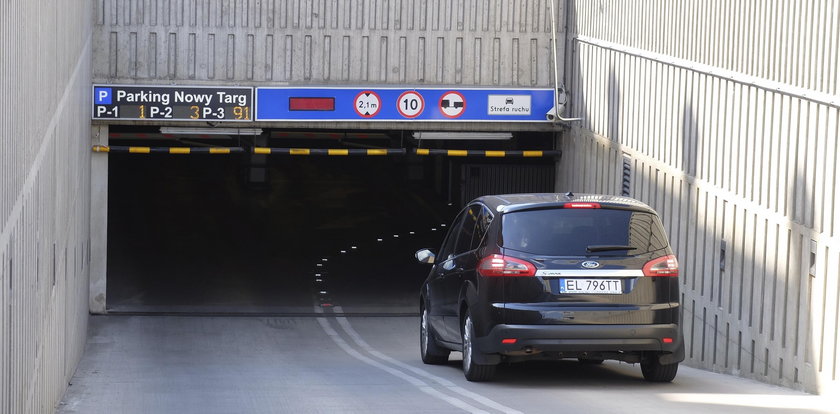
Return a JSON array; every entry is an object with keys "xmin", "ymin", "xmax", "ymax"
[{"xmin": 475, "ymin": 323, "xmax": 684, "ymax": 362}]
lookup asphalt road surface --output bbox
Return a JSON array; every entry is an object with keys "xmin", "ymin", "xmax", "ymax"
[{"xmin": 57, "ymin": 312, "xmax": 837, "ymax": 414}]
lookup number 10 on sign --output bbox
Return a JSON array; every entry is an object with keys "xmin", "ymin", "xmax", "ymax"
[{"xmin": 397, "ymin": 91, "xmax": 424, "ymax": 118}]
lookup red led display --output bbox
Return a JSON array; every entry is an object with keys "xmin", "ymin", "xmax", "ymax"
[{"xmin": 289, "ymin": 97, "xmax": 335, "ymax": 111}]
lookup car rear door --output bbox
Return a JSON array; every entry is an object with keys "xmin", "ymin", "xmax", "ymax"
[{"xmin": 500, "ymin": 206, "xmax": 680, "ymax": 326}]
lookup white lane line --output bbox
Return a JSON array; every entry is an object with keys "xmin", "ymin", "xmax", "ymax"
[
  {"xmin": 332, "ymin": 307, "xmax": 524, "ymax": 414},
  {"xmin": 316, "ymin": 317, "xmax": 490, "ymax": 414}
]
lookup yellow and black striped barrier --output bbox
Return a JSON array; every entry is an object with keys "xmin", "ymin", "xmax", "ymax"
[
  {"xmin": 252, "ymin": 148, "xmax": 406, "ymax": 156},
  {"xmin": 413, "ymin": 149, "xmax": 560, "ymax": 157},
  {"xmin": 92, "ymin": 145, "xmax": 243, "ymax": 154},
  {"xmin": 92, "ymin": 145, "xmax": 559, "ymax": 158}
]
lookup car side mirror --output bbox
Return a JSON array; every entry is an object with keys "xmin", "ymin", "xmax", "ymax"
[{"xmin": 415, "ymin": 248, "xmax": 436, "ymax": 264}]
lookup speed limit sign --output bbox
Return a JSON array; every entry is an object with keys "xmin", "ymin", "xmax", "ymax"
[{"xmin": 396, "ymin": 91, "xmax": 424, "ymax": 118}]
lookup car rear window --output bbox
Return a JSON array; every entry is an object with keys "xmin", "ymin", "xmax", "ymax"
[{"xmin": 500, "ymin": 208, "xmax": 669, "ymax": 256}]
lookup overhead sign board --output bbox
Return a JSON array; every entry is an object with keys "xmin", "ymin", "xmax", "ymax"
[
  {"xmin": 91, "ymin": 86, "xmax": 554, "ymax": 123},
  {"xmin": 92, "ymin": 85, "xmax": 254, "ymax": 121},
  {"xmin": 256, "ymin": 88, "xmax": 554, "ymax": 122}
]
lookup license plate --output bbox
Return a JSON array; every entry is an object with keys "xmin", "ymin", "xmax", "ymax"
[{"xmin": 559, "ymin": 279, "xmax": 623, "ymax": 294}]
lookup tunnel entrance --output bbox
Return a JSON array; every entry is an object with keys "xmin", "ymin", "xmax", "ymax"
[{"xmin": 105, "ymin": 128, "xmax": 557, "ymax": 314}]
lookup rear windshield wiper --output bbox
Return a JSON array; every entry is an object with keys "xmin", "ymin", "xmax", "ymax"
[{"xmin": 586, "ymin": 245, "xmax": 638, "ymax": 252}]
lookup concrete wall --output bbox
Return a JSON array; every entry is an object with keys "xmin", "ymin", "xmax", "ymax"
[
  {"xmin": 0, "ymin": 1, "xmax": 93, "ymax": 413},
  {"xmin": 560, "ymin": 0, "xmax": 840, "ymax": 394},
  {"xmin": 93, "ymin": 0, "xmax": 559, "ymax": 87}
]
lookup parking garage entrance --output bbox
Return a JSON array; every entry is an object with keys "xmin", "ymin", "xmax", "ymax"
[{"xmin": 104, "ymin": 128, "xmax": 558, "ymax": 314}]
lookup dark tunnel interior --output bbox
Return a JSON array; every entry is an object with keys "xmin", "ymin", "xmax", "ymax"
[{"xmin": 106, "ymin": 131, "xmax": 556, "ymax": 314}]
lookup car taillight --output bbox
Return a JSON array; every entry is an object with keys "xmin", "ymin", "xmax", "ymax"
[
  {"xmin": 564, "ymin": 202, "xmax": 601, "ymax": 209},
  {"xmin": 477, "ymin": 254, "xmax": 536, "ymax": 277},
  {"xmin": 643, "ymin": 255, "xmax": 679, "ymax": 277}
]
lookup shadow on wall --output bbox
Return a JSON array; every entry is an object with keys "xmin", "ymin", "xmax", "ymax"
[
  {"xmin": 564, "ymin": 0, "xmax": 820, "ymax": 393},
  {"xmin": 607, "ymin": 68, "xmax": 621, "ymax": 147},
  {"xmin": 681, "ymin": 103, "xmax": 697, "ymax": 178}
]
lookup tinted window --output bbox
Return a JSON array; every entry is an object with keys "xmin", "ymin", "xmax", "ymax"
[
  {"xmin": 453, "ymin": 205, "xmax": 481, "ymax": 255},
  {"xmin": 501, "ymin": 208, "xmax": 669, "ymax": 256},
  {"xmin": 438, "ymin": 210, "xmax": 467, "ymax": 261},
  {"xmin": 470, "ymin": 206, "xmax": 493, "ymax": 251}
]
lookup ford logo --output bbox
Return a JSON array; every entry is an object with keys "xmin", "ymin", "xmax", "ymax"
[{"xmin": 581, "ymin": 261, "xmax": 600, "ymax": 269}]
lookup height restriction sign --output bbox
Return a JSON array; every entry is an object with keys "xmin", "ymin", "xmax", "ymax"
[{"xmin": 354, "ymin": 91, "xmax": 381, "ymax": 118}]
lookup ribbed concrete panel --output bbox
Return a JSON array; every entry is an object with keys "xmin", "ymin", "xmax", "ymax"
[
  {"xmin": 461, "ymin": 164, "xmax": 555, "ymax": 207},
  {"xmin": 93, "ymin": 0, "xmax": 557, "ymax": 87},
  {"xmin": 0, "ymin": 1, "xmax": 93, "ymax": 413},
  {"xmin": 571, "ymin": 0, "xmax": 840, "ymax": 97},
  {"xmin": 561, "ymin": 0, "xmax": 840, "ymax": 394}
]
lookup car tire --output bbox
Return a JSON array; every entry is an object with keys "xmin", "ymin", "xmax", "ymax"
[
  {"xmin": 420, "ymin": 305, "xmax": 450, "ymax": 365},
  {"xmin": 640, "ymin": 356, "xmax": 679, "ymax": 382},
  {"xmin": 461, "ymin": 312, "xmax": 497, "ymax": 382}
]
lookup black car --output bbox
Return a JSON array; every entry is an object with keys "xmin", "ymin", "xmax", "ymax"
[{"xmin": 415, "ymin": 193, "xmax": 684, "ymax": 382}]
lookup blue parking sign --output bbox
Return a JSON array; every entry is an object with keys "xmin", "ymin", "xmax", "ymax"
[{"xmin": 94, "ymin": 87, "xmax": 112, "ymax": 105}]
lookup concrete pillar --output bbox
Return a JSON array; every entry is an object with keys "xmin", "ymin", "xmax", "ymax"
[
  {"xmin": 247, "ymin": 132, "xmax": 269, "ymax": 186},
  {"xmin": 89, "ymin": 124, "xmax": 108, "ymax": 314}
]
